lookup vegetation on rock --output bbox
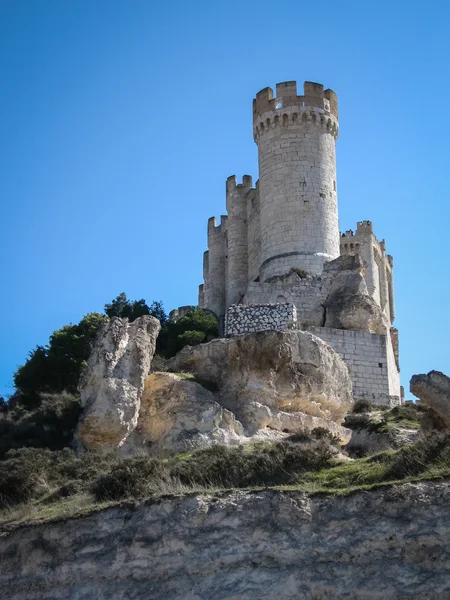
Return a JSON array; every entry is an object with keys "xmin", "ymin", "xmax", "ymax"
[{"xmin": 11, "ymin": 294, "xmax": 218, "ymax": 407}]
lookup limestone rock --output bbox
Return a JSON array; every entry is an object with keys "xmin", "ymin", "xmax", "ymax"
[
  {"xmin": 122, "ymin": 372, "xmax": 245, "ymax": 455},
  {"xmin": 168, "ymin": 330, "xmax": 353, "ymax": 431},
  {"xmin": 2, "ymin": 482, "xmax": 450, "ymax": 599},
  {"xmin": 410, "ymin": 370, "xmax": 450, "ymax": 429},
  {"xmin": 345, "ymin": 425, "xmax": 420, "ymax": 456},
  {"xmin": 75, "ymin": 316, "xmax": 160, "ymax": 452},
  {"xmin": 243, "ymin": 401, "xmax": 351, "ymax": 444},
  {"xmin": 322, "ymin": 254, "xmax": 388, "ymax": 334}
]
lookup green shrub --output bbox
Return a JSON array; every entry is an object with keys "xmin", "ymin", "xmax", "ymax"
[
  {"xmin": 171, "ymin": 440, "xmax": 335, "ymax": 488},
  {"xmin": 14, "ymin": 313, "xmax": 108, "ymax": 399},
  {"xmin": 160, "ymin": 308, "xmax": 219, "ymax": 357},
  {"xmin": 343, "ymin": 413, "xmax": 373, "ymax": 430},
  {"xmin": 289, "ymin": 267, "xmax": 308, "ymax": 279},
  {"xmin": 383, "ymin": 433, "xmax": 450, "ymax": 480},
  {"xmin": 91, "ymin": 456, "xmax": 168, "ymax": 501},
  {"xmin": 311, "ymin": 427, "xmax": 341, "ymax": 446},
  {"xmin": 177, "ymin": 330, "xmax": 206, "ymax": 347},
  {"xmin": 351, "ymin": 399, "xmax": 373, "ymax": 414},
  {"xmin": 0, "ymin": 448, "xmax": 56, "ymax": 507},
  {"xmin": 0, "ymin": 393, "xmax": 81, "ymax": 459},
  {"xmin": 388, "ymin": 404, "xmax": 420, "ymax": 423}
]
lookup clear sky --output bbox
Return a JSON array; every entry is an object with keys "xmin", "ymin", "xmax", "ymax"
[{"xmin": 1, "ymin": 0, "xmax": 449, "ymax": 398}]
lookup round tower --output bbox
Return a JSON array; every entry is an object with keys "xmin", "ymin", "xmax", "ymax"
[{"xmin": 253, "ymin": 81, "xmax": 340, "ymax": 280}]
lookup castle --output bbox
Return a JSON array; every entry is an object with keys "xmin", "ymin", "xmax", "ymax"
[{"xmin": 197, "ymin": 80, "xmax": 401, "ymax": 406}]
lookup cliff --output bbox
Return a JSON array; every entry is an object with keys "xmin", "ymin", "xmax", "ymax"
[{"xmin": 1, "ymin": 481, "xmax": 449, "ymax": 599}]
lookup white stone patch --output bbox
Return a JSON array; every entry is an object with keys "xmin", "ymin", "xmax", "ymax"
[{"xmin": 225, "ymin": 303, "xmax": 297, "ymax": 336}]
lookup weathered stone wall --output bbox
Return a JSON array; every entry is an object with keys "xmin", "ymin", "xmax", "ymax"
[
  {"xmin": 225, "ymin": 303, "xmax": 297, "ymax": 336},
  {"xmin": 1, "ymin": 482, "xmax": 449, "ymax": 599},
  {"xmin": 306, "ymin": 325, "xmax": 401, "ymax": 406},
  {"xmin": 340, "ymin": 220, "xmax": 395, "ymax": 325},
  {"xmin": 203, "ymin": 216, "xmax": 227, "ymax": 319},
  {"xmin": 254, "ymin": 81, "xmax": 340, "ymax": 280},
  {"xmin": 247, "ymin": 184, "xmax": 260, "ymax": 283},
  {"xmin": 244, "ymin": 277, "xmax": 324, "ymax": 324},
  {"xmin": 225, "ymin": 176, "xmax": 251, "ymax": 306}
]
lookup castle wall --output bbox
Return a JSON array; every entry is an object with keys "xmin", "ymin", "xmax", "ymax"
[
  {"xmin": 340, "ymin": 221, "xmax": 395, "ymax": 325},
  {"xmin": 253, "ymin": 81, "xmax": 340, "ymax": 280},
  {"xmin": 204, "ymin": 216, "xmax": 227, "ymax": 319},
  {"xmin": 305, "ymin": 326, "xmax": 401, "ymax": 406},
  {"xmin": 247, "ymin": 185, "xmax": 260, "ymax": 283},
  {"xmin": 225, "ymin": 303, "xmax": 297, "ymax": 336},
  {"xmin": 244, "ymin": 277, "xmax": 324, "ymax": 325},
  {"xmin": 226, "ymin": 176, "xmax": 251, "ymax": 306}
]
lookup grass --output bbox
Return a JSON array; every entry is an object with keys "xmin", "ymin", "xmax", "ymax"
[
  {"xmin": 344, "ymin": 403, "xmax": 422, "ymax": 433},
  {"xmin": 1, "ymin": 432, "xmax": 450, "ymax": 531}
]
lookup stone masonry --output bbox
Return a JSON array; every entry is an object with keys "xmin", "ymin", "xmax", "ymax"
[
  {"xmin": 225, "ymin": 303, "xmax": 297, "ymax": 336},
  {"xmin": 197, "ymin": 79, "xmax": 401, "ymax": 406}
]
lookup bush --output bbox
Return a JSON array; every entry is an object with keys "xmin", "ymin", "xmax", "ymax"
[
  {"xmin": 14, "ymin": 313, "xmax": 108, "ymax": 399},
  {"xmin": 171, "ymin": 440, "xmax": 335, "ymax": 488},
  {"xmin": 91, "ymin": 456, "xmax": 168, "ymax": 501},
  {"xmin": 159, "ymin": 308, "xmax": 219, "ymax": 357},
  {"xmin": 290, "ymin": 267, "xmax": 308, "ymax": 279},
  {"xmin": 352, "ymin": 399, "xmax": 373, "ymax": 414},
  {"xmin": 0, "ymin": 393, "xmax": 82, "ymax": 459},
  {"xmin": 0, "ymin": 448, "xmax": 55, "ymax": 507},
  {"xmin": 389, "ymin": 404, "xmax": 420, "ymax": 423},
  {"xmin": 383, "ymin": 433, "xmax": 450, "ymax": 480},
  {"xmin": 343, "ymin": 413, "xmax": 373, "ymax": 430}
]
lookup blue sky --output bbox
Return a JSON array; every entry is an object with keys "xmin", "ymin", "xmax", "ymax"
[{"xmin": 1, "ymin": 0, "xmax": 449, "ymax": 398}]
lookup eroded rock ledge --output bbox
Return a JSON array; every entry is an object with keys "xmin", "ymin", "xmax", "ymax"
[{"xmin": 1, "ymin": 481, "xmax": 449, "ymax": 599}]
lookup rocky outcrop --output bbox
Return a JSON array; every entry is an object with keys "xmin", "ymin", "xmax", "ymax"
[
  {"xmin": 322, "ymin": 254, "xmax": 388, "ymax": 334},
  {"xmin": 75, "ymin": 316, "xmax": 160, "ymax": 452},
  {"xmin": 167, "ymin": 330, "xmax": 353, "ymax": 441},
  {"xmin": 122, "ymin": 372, "xmax": 245, "ymax": 455},
  {"xmin": 1, "ymin": 482, "xmax": 449, "ymax": 599},
  {"xmin": 345, "ymin": 425, "xmax": 420, "ymax": 456},
  {"xmin": 411, "ymin": 370, "xmax": 450, "ymax": 429}
]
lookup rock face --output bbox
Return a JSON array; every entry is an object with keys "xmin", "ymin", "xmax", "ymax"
[
  {"xmin": 1, "ymin": 482, "xmax": 449, "ymax": 600},
  {"xmin": 122, "ymin": 372, "xmax": 245, "ymax": 455},
  {"xmin": 168, "ymin": 329, "xmax": 353, "ymax": 442},
  {"xmin": 322, "ymin": 254, "xmax": 387, "ymax": 334},
  {"xmin": 410, "ymin": 370, "xmax": 450, "ymax": 429},
  {"xmin": 75, "ymin": 316, "xmax": 160, "ymax": 452},
  {"xmin": 345, "ymin": 425, "xmax": 421, "ymax": 456}
]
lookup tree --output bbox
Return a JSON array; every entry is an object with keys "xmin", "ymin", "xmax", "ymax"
[
  {"xmin": 104, "ymin": 292, "xmax": 152, "ymax": 322},
  {"xmin": 160, "ymin": 308, "xmax": 218, "ymax": 357},
  {"xmin": 148, "ymin": 300, "xmax": 167, "ymax": 326},
  {"xmin": 14, "ymin": 313, "xmax": 108, "ymax": 401}
]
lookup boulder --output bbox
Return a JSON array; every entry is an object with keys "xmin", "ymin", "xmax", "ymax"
[
  {"xmin": 122, "ymin": 372, "xmax": 245, "ymax": 455},
  {"xmin": 167, "ymin": 330, "xmax": 353, "ymax": 436},
  {"xmin": 75, "ymin": 316, "xmax": 160, "ymax": 452},
  {"xmin": 322, "ymin": 254, "xmax": 388, "ymax": 334},
  {"xmin": 410, "ymin": 370, "xmax": 450, "ymax": 429},
  {"xmin": 243, "ymin": 401, "xmax": 351, "ymax": 444}
]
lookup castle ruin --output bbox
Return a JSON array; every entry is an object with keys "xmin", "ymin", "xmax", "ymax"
[{"xmin": 198, "ymin": 81, "xmax": 400, "ymax": 406}]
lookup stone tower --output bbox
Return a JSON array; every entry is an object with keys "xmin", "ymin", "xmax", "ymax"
[
  {"xmin": 193, "ymin": 79, "xmax": 401, "ymax": 406},
  {"xmin": 253, "ymin": 81, "xmax": 340, "ymax": 280}
]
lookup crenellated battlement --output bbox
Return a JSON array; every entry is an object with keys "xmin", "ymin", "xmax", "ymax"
[
  {"xmin": 208, "ymin": 215, "xmax": 228, "ymax": 236},
  {"xmin": 357, "ymin": 220, "xmax": 374, "ymax": 234},
  {"xmin": 253, "ymin": 108, "xmax": 338, "ymax": 142},
  {"xmin": 226, "ymin": 174, "xmax": 255, "ymax": 212},
  {"xmin": 226, "ymin": 174, "xmax": 253, "ymax": 191},
  {"xmin": 253, "ymin": 80, "xmax": 338, "ymax": 142}
]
